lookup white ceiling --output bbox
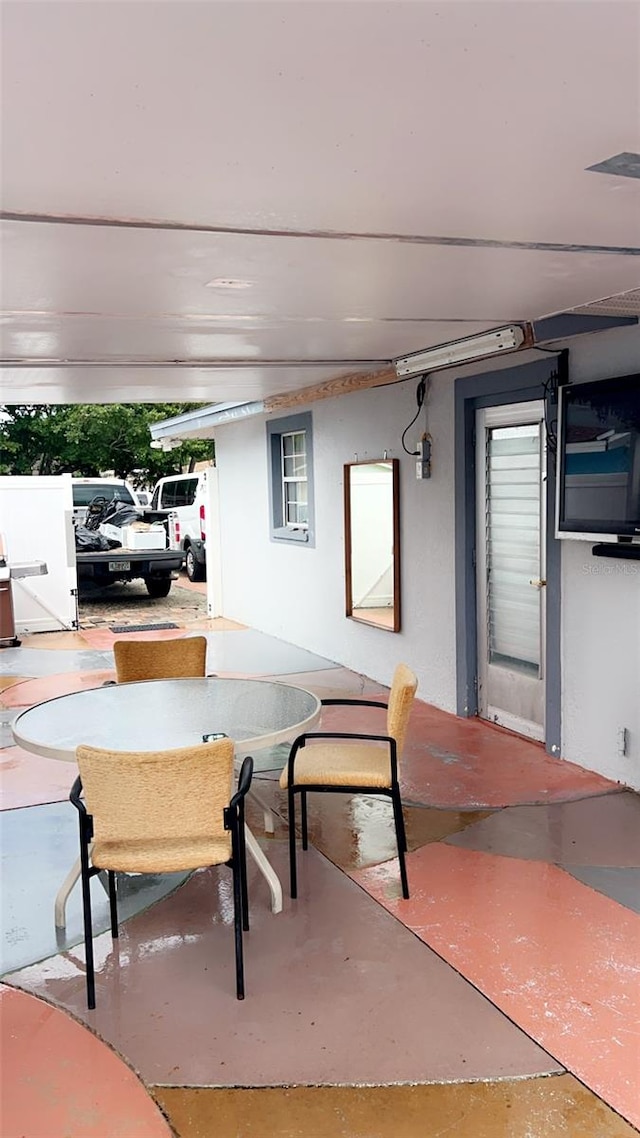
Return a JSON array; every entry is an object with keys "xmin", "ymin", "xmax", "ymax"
[{"xmin": 1, "ymin": 0, "xmax": 639, "ymax": 404}]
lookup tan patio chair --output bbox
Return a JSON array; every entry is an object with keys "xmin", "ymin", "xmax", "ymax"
[
  {"xmin": 70, "ymin": 739, "xmax": 253, "ymax": 1008},
  {"xmin": 280, "ymin": 663, "xmax": 418, "ymax": 899},
  {"xmin": 113, "ymin": 635, "xmax": 207, "ymax": 682}
]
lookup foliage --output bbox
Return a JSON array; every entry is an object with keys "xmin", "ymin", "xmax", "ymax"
[{"xmin": 0, "ymin": 404, "xmax": 214, "ymax": 485}]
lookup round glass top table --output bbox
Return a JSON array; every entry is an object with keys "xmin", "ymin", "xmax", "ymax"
[
  {"xmin": 13, "ymin": 678, "xmax": 322, "ymax": 921},
  {"xmin": 12, "ymin": 676, "xmax": 321, "ymax": 763}
]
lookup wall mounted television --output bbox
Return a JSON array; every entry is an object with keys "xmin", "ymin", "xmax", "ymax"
[{"xmin": 556, "ymin": 373, "xmax": 640, "ymax": 543}]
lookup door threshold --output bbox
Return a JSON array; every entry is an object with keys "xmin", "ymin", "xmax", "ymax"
[{"xmin": 485, "ymin": 705, "xmax": 545, "ymax": 743}]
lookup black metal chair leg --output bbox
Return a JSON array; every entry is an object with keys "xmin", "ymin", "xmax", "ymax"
[
  {"xmin": 301, "ymin": 790, "xmax": 308, "ymax": 850},
  {"xmin": 230, "ymin": 828, "xmax": 245, "ymax": 1000},
  {"xmin": 108, "ymin": 871, "xmax": 119, "ymax": 938},
  {"xmin": 288, "ymin": 785, "xmax": 298, "ymax": 899},
  {"xmin": 391, "ymin": 778, "xmax": 405, "ymax": 851},
  {"xmin": 391, "ymin": 787, "xmax": 410, "ymax": 899},
  {"xmin": 238, "ymin": 805, "xmax": 249, "ymax": 932},
  {"xmin": 79, "ymin": 824, "xmax": 96, "ymax": 1009},
  {"xmin": 402, "ymin": 816, "xmax": 408, "ymax": 852}
]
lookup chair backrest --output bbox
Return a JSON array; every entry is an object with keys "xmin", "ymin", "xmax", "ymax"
[
  {"xmin": 75, "ymin": 738, "xmax": 235, "ymax": 850},
  {"xmin": 113, "ymin": 636, "xmax": 207, "ymax": 683},
  {"xmin": 386, "ymin": 663, "xmax": 418, "ymax": 758}
]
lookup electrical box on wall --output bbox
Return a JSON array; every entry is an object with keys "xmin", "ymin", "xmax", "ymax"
[{"xmin": 416, "ymin": 436, "xmax": 432, "ymax": 480}]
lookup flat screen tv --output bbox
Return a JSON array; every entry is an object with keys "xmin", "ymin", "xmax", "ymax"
[{"xmin": 556, "ymin": 373, "xmax": 640, "ymax": 542}]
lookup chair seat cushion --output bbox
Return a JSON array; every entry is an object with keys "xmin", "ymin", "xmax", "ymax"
[
  {"xmin": 92, "ymin": 834, "xmax": 232, "ymax": 874},
  {"xmin": 279, "ymin": 743, "xmax": 392, "ymax": 789}
]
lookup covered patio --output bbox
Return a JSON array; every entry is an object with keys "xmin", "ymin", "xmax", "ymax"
[
  {"xmin": 2, "ymin": 2, "xmax": 639, "ymax": 1134},
  {"xmin": 1, "ymin": 600, "xmax": 638, "ymax": 1137}
]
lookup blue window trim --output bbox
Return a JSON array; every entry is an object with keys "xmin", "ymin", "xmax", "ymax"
[{"xmin": 266, "ymin": 412, "xmax": 315, "ymax": 547}]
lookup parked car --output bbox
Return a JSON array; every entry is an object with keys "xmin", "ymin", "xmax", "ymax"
[
  {"xmin": 150, "ymin": 471, "xmax": 209, "ymax": 581},
  {"xmin": 72, "ymin": 478, "xmax": 141, "ymax": 527}
]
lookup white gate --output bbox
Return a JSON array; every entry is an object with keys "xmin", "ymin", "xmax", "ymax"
[{"xmin": 0, "ymin": 475, "xmax": 78, "ymax": 633}]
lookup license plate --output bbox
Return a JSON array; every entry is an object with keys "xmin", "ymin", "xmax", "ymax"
[{"xmin": 108, "ymin": 560, "xmax": 130, "ymax": 571}]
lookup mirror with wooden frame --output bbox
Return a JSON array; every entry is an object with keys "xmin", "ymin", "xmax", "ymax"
[{"xmin": 344, "ymin": 458, "xmax": 401, "ymax": 632}]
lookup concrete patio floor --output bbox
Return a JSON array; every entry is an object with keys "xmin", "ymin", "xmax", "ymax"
[{"xmin": 1, "ymin": 583, "xmax": 639, "ymax": 1137}]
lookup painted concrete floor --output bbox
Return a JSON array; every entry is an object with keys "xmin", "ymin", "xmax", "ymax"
[{"xmin": 1, "ymin": 592, "xmax": 638, "ymax": 1137}]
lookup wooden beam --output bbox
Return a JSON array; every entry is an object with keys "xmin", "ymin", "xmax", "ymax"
[{"xmin": 264, "ymin": 366, "xmax": 400, "ymax": 412}]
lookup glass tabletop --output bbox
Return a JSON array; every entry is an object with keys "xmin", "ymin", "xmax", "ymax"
[{"xmin": 12, "ymin": 677, "xmax": 321, "ymax": 762}]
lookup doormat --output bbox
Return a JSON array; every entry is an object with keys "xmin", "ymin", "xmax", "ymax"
[{"xmin": 109, "ymin": 622, "xmax": 180, "ymax": 633}]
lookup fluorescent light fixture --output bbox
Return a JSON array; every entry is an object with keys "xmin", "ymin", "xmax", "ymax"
[{"xmin": 395, "ymin": 325, "xmax": 528, "ymax": 377}]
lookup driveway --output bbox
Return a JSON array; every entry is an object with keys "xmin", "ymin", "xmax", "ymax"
[{"xmin": 78, "ymin": 572, "xmax": 208, "ymax": 629}]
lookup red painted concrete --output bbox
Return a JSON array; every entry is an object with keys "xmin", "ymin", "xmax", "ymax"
[
  {"xmin": 0, "ymin": 984, "xmax": 172, "ymax": 1137},
  {"xmin": 1, "ymin": 670, "xmax": 115, "ymax": 708},
  {"xmin": 0, "ymin": 746, "xmax": 76, "ymax": 810},
  {"xmin": 354, "ymin": 844, "xmax": 640, "ymax": 1129},
  {"xmin": 320, "ymin": 698, "xmax": 618, "ymax": 808}
]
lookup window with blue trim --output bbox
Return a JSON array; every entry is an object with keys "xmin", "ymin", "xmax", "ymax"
[{"xmin": 267, "ymin": 413, "xmax": 315, "ymax": 545}]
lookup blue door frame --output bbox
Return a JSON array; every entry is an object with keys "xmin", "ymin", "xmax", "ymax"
[{"xmin": 454, "ymin": 356, "xmax": 563, "ymax": 756}]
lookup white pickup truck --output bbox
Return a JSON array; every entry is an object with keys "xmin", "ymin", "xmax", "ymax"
[{"xmin": 73, "ymin": 478, "xmax": 182, "ymax": 597}]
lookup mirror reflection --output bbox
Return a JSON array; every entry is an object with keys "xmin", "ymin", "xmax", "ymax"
[{"xmin": 344, "ymin": 459, "xmax": 400, "ymax": 632}]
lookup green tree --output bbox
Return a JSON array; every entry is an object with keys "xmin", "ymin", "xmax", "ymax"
[{"xmin": 0, "ymin": 404, "xmax": 213, "ymax": 484}]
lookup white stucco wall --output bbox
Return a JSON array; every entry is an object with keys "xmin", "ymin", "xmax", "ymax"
[
  {"xmin": 556, "ymin": 324, "xmax": 640, "ymax": 789},
  {"xmin": 214, "ymin": 323, "xmax": 639, "ymax": 788},
  {"xmin": 215, "ymin": 374, "xmax": 457, "ymax": 709},
  {"xmin": 561, "ymin": 539, "xmax": 639, "ymax": 786}
]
